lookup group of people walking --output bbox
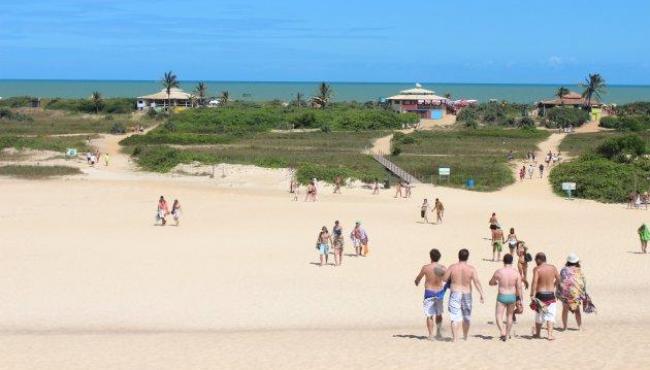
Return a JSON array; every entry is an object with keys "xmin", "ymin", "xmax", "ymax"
[
  {"xmin": 315, "ymin": 221, "xmax": 369, "ymax": 266},
  {"xmin": 420, "ymin": 198, "xmax": 445, "ymax": 224},
  {"xmin": 518, "ymin": 150, "xmax": 561, "ymax": 181},
  {"xmin": 415, "ymin": 247, "xmax": 594, "ymax": 342},
  {"xmin": 156, "ymin": 196, "xmax": 182, "ymax": 226}
]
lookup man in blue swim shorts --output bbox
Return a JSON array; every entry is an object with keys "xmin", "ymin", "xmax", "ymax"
[{"xmin": 415, "ymin": 248, "xmax": 448, "ymax": 340}]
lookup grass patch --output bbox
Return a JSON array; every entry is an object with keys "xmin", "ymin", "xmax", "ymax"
[
  {"xmin": 559, "ymin": 132, "xmax": 650, "ymax": 157},
  {"xmin": 0, "ymin": 165, "xmax": 82, "ymax": 179},
  {"xmin": 130, "ymin": 131, "xmax": 389, "ymax": 183},
  {"xmin": 0, "ymin": 109, "xmax": 154, "ymax": 135},
  {"xmin": 0, "ymin": 135, "xmax": 92, "ymax": 152},
  {"xmin": 390, "ymin": 128, "xmax": 550, "ymax": 191}
]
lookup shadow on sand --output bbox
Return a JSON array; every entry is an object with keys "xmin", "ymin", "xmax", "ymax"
[{"xmin": 392, "ymin": 334, "xmax": 453, "ymax": 342}]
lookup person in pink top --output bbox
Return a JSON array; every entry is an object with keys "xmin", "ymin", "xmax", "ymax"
[{"xmin": 157, "ymin": 196, "xmax": 170, "ymax": 226}]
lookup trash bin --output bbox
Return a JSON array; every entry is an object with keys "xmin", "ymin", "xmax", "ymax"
[{"xmin": 466, "ymin": 179, "xmax": 475, "ymax": 189}]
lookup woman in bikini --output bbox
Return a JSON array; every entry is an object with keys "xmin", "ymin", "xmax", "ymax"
[
  {"xmin": 516, "ymin": 241, "xmax": 530, "ymax": 289},
  {"xmin": 506, "ymin": 228, "xmax": 518, "ymax": 256}
]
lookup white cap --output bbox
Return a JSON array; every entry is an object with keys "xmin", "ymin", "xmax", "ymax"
[{"xmin": 566, "ymin": 253, "xmax": 580, "ymax": 264}]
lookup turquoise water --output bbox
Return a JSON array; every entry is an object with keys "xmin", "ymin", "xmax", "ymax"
[{"xmin": 1, "ymin": 80, "xmax": 649, "ymax": 104}]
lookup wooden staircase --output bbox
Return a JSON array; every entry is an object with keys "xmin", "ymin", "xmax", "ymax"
[{"xmin": 372, "ymin": 154, "xmax": 420, "ymax": 184}]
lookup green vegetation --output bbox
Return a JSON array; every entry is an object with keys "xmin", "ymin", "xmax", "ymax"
[
  {"xmin": 389, "ymin": 128, "xmax": 549, "ymax": 191},
  {"xmin": 161, "ymin": 70, "xmax": 180, "ymax": 110},
  {"xmin": 601, "ymin": 101, "xmax": 650, "ymax": 131},
  {"xmin": 456, "ymin": 102, "xmax": 531, "ymax": 127},
  {"xmin": 129, "ymin": 131, "xmax": 388, "ymax": 183},
  {"xmin": 0, "ymin": 135, "xmax": 91, "ymax": 152},
  {"xmin": 551, "ymin": 132, "xmax": 650, "ymax": 202},
  {"xmin": 0, "ymin": 96, "xmax": 37, "ymax": 108},
  {"xmin": 544, "ymin": 107, "xmax": 590, "ymax": 128},
  {"xmin": 45, "ymin": 97, "xmax": 135, "ymax": 114},
  {"xmin": 0, "ymin": 165, "xmax": 82, "ymax": 179}
]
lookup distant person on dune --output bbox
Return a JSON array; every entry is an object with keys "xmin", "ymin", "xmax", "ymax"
[
  {"xmin": 351, "ymin": 222, "xmax": 369, "ymax": 257},
  {"xmin": 305, "ymin": 181, "xmax": 317, "ymax": 202},
  {"xmin": 394, "ymin": 181, "xmax": 403, "ymax": 198},
  {"xmin": 491, "ymin": 225, "xmax": 505, "ymax": 262},
  {"xmin": 332, "ymin": 220, "xmax": 344, "ymax": 266},
  {"xmin": 434, "ymin": 198, "xmax": 444, "ymax": 224},
  {"xmin": 171, "ymin": 199, "xmax": 182, "ymax": 226},
  {"xmin": 104, "ymin": 153, "xmax": 110, "ymax": 166},
  {"xmin": 539, "ymin": 163, "xmax": 545, "ymax": 178},
  {"xmin": 420, "ymin": 199, "xmax": 430, "ymax": 224},
  {"xmin": 316, "ymin": 226, "xmax": 332, "ymax": 267},
  {"xmin": 519, "ymin": 166, "xmax": 526, "ymax": 181},
  {"xmin": 414, "ymin": 248, "xmax": 448, "ymax": 340},
  {"xmin": 334, "ymin": 175, "xmax": 342, "ymax": 194},
  {"xmin": 157, "ymin": 196, "xmax": 170, "ymax": 226},
  {"xmin": 372, "ymin": 179, "xmax": 380, "ymax": 195},
  {"xmin": 638, "ymin": 223, "xmax": 650, "ymax": 253},
  {"xmin": 506, "ymin": 228, "xmax": 518, "ymax": 256},
  {"xmin": 527, "ymin": 164, "xmax": 534, "ymax": 179},
  {"xmin": 442, "ymin": 249, "xmax": 484, "ymax": 342}
]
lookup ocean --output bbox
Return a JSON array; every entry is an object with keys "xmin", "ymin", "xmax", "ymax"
[{"xmin": 1, "ymin": 80, "xmax": 649, "ymax": 104}]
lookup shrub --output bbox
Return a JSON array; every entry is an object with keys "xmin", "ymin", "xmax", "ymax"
[
  {"xmin": 549, "ymin": 157, "xmax": 649, "ymax": 202},
  {"xmin": 596, "ymin": 135, "xmax": 646, "ymax": 162},
  {"xmin": 391, "ymin": 145, "xmax": 402, "ymax": 156},
  {"xmin": 0, "ymin": 108, "xmax": 33, "ymax": 121},
  {"xmin": 518, "ymin": 116, "xmax": 535, "ymax": 127},
  {"xmin": 599, "ymin": 115, "xmax": 650, "ymax": 131},
  {"xmin": 291, "ymin": 111, "xmax": 317, "ymax": 128},
  {"xmin": 0, "ymin": 96, "xmax": 37, "ymax": 108},
  {"xmin": 0, "ymin": 165, "xmax": 82, "ymax": 179},
  {"xmin": 599, "ymin": 116, "xmax": 619, "ymax": 129},
  {"xmin": 545, "ymin": 107, "xmax": 590, "ymax": 128},
  {"xmin": 110, "ymin": 122, "xmax": 127, "ymax": 134}
]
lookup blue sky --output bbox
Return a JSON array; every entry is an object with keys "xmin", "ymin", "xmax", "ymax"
[{"xmin": 0, "ymin": 0, "xmax": 648, "ymax": 84}]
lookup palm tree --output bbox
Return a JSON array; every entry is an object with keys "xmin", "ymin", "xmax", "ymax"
[
  {"xmin": 161, "ymin": 71, "xmax": 179, "ymax": 111},
  {"xmin": 311, "ymin": 82, "xmax": 332, "ymax": 109},
  {"xmin": 90, "ymin": 91, "xmax": 103, "ymax": 114},
  {"xmin": 194, "ymin": 81, "xmax": 207, "ymax": 107},
  {"xmin": 220, "ymin": 91, "xmax": 230, "ymax": 105},
  {"xmin": 580, "ymin": 73, "xmax": 606, "ymax": 109},
  {"xmin": 555, "ymin": 86, "xmax": 570, "ymax": 99}
]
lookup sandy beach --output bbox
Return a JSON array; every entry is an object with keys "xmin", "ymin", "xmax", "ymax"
[{"xmin": 1, "ymin": 130, "xmax": 649, "ymax": 370}]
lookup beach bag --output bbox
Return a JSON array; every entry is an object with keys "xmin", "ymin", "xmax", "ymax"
[
  {"xmin": 583, "ymin": 294, "xmax": 597, "ymax": 314},
  {"xmin": 362, "ymin": 244, "xmax": 370, "ymax": 256},
  {"xmin": 524, "ymin": 253, "xmax": 532, "ymax": 263},
  {"xmin": 514, "ymin": 300, "xmax": 524, "ymax": 315}
]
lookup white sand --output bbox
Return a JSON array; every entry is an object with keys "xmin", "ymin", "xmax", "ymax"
[{"xmin": 1, "ymin": 132, "xmax": 649, "ymax": 369}]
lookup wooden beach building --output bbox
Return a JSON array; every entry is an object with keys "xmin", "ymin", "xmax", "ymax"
[
  {"xmin": 537, "ymin": 90, "xmax": 603, "ymax": 121},
  {"xmin": 386, "ymin": 85, "xmax": 449, "ymax": 120},
  {"xmin": 136, "ymin": 88, "xmax": 192, "ymax": 111}
]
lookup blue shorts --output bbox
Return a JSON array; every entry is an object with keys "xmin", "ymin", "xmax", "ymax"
[{"xmin": 318, "ymin": 243, "xmax": 330, "ymax": 255}]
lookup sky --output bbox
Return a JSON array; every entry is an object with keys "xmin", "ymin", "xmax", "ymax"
[{"xmin": 0, "ymin": 0, "xmax": 649, "ymax": 84}]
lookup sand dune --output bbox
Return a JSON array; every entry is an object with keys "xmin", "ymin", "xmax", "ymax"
[{"xmin": 1, "ymin": 132, "xmax": 649, "ymax": 369}]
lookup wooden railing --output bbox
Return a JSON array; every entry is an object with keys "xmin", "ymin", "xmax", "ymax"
[{"xmin": 372, "ymin": 154, "xmax": 420, "ymax": 184}]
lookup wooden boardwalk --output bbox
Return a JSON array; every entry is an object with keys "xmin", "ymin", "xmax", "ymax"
[{"xmin": 372, "ymin": 154, "xmax": 420, "ymax": 184}]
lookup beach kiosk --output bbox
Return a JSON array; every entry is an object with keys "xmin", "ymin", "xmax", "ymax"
[
  {"xmin": 136, "ymin": 88, "xmax": 193, "ymax": 111},
  {"xmin": 386, "ymin": 84, "xmax": 449, "ymax": 120}
]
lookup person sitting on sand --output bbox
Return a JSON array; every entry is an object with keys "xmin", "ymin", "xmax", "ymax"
[
  {"xmin": 414, "ymin": 248, "xmax": 448, "ymax": 340},
  {"xmin": 491, "ymin": 225, "xmax": 505, "ymax": 262},
  {"xmin": 434, "ymin": 198, "xmax": 444, "ymax": 224},
  {"xmin": 157, "ymin": 196, "xmax": 170, "ymax": 226},
  {"xmin": 557, "ymin": 253, "xmax": 587, "ymax": 331},
  {"xmin": 442, "ymin": 249, "xmax": 484, "ymax": 342},
  {"xmin": 171, "ymin": 199, "xmax": 182, "ymax": 226},
  {"xmin": 638, "ymin": 223, "xmax": 650, "ymax": 253},
  {"xmin": 316, "ymin": 226, "xmax": 332, "ymax": 266},
  {"xmin": 506, "ymin": 228, "xmax": 518, "ymax": 256},
  {"xmin": 420, "ymin": 199, "xmax": 430, "ymax": 224},
  {"xmin": 332, "ymin": 220, "xmax": 344, "ymax": 266},
  {"xmin": 333, "ymin": 176, "xmax": 342, "ymax": 194},
  {"xmin": 530, "ymin": 252, "xmax": 560, "ymax": 340},
  {"xmin": 489, "ymin": 253, "xmax": 522, "ymax": 341}
]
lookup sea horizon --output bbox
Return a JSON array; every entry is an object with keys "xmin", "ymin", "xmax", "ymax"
[{"xmin": 2, "ymin": 79, "xmax": 650, "ymax": 104}]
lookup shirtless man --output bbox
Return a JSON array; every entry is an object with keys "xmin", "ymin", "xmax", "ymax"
[
  {"xmin": 530, "ymin": 252, "xmax": 561, "ymax": 340},
  {"xmin": 414, "ymin": 249, "xmax": 448, "ymax": 340},
  {"xmin": 442, "ymin": 249, "xmax": 485, "ymax": 342},
  {"xmin": 489, "ymin": 254, "xmax": 522, "ymax": 341},
  {"xmin": 394, "ymin": 181, "xmax": 403, "ymax": 198},
  {"xmin": 333, "ymin": 175, "xmax": 342, "ymax": 194},
  {"xmin": 491, "ymin": 225, "xmax": 505, "ymax": 262},
  {"xmin": 434, "ymin": 198, "xmax": 444, "ymax": 224}
]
